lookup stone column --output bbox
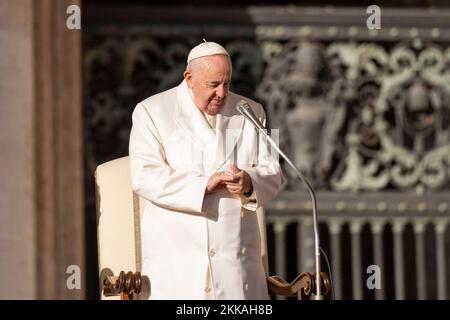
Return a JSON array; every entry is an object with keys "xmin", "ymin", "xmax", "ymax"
[
  {"xmin": 0, "ymin": 0, "xmax": 36, "ymax": 300},
  {"xmin": 0, "ymin": 0, "xmax": 83, "ymax": 299}
]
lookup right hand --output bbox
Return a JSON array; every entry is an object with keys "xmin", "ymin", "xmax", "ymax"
[{"xmin": 205, "ymin": 172, "xmax": 234, "ymax": 194}]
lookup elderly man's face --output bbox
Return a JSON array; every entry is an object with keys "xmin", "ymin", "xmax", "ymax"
[{"xmin": 184, "ymin": 55, "xmax": 232, "ymax": 115}]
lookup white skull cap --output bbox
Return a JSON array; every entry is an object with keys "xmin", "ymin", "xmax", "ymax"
[{"xmin": 187, "ymin": 39, "xmax": 229, "ymax": 64}]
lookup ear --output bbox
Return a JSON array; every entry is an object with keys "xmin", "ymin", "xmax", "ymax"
[{"xmin": 183, "ymin": 70, "xmax": 193, "ymax": 88}]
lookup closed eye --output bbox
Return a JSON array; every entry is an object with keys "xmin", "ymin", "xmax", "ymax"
[
  {"xmin": 206, "ymin": 81, "xmax": 231, "ymax": 88},
  {"xmin": 206, "ymin": 82, "xmax": 219, "ymax": 88}
]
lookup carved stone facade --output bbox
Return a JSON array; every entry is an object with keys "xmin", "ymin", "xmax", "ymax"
[{"xmin": 258, "ymin": 40, "xmax": 450, "ymax": 191}]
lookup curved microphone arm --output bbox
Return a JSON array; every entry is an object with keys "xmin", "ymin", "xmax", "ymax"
[{"xmin": 237, "ymin": 101, "xmax": 323, "ymax": 299}]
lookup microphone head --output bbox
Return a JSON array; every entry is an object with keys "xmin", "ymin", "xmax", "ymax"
[
  {"xmin": 236, "ymin": 100, "xmax": 251, "ymax": 113},
  {"xmin": 236, "ymin": 100, "xmax": 265, "ymax": 131}
]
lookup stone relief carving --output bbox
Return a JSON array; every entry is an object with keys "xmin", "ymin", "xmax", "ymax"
[
  {"xmin": 257, "ymin": 41, "xmax": 349, "ymax": 188},
  {"xmin": 330, "ymin": 42, "xmax": 450, "ymax": 191},
  {"xmin": 258, "ymin": 40, "xmax": 450, "ymax": 191}
]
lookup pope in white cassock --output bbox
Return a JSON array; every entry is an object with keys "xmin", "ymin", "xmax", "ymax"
[{"xmin": 129, "ymin": 41, "xmax": 284, "ymax": 299}]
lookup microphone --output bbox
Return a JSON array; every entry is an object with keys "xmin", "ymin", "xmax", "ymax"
[{"xmin": 236, "ymin": 100, "xmax": 323, "ymax": 300}]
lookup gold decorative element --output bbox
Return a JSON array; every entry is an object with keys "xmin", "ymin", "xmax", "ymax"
[{"xmin": 103, "ymin": 271, "xmax": 142, "ymax": 297}]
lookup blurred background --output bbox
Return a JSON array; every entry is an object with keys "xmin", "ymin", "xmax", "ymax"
[{"xmin": 1, "ymin": 0, "xmax": 450, "ymax": 299}]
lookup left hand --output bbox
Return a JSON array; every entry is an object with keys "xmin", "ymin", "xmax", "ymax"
[{"xmin": 223, "ymin": 164, "xmax": 253, "ymax": 196}]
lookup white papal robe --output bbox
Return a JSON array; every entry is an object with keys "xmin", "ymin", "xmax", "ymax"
[{"xmin": 129, "ymin": 80, "xmax": 284, "ymax": 299}]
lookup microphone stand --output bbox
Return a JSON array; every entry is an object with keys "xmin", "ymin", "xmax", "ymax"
[{"xmin": 238, "ymin": 104, "xmax": 323, "ymax": 299}]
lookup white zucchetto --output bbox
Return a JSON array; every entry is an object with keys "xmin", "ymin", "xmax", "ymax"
[{"xmin": 187, "ymin": 40, "xmax": 229, "ymax": 64}]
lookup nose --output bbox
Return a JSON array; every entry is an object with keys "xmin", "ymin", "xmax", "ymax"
[{"xmin": 215, "ymin": 85, "xmax": 227, "ymax": 99}]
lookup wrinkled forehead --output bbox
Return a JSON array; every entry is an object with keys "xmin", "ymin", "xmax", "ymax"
[
  {"xmin": 201, "ymin": 56, "xmax": 232, "ymax": 80},
  {"xmin": 197, "ymin": 55, "xmax": 232, "ymax": 72}
]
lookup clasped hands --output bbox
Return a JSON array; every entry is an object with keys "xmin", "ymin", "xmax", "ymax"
[{"xmin": 205, "ymin": 164, "xmax": 253, "ymax": 196}]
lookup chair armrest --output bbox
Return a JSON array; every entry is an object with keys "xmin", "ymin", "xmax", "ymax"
[
  {"xmin": 102, "ymin": 270, "xmax": 142, "ymax": 300},
  {"xmin": 267, "ymin": 272, "xmax": 331, "ymax": 300}
]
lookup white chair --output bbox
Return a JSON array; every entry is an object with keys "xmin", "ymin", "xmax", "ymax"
[{"xmin": 95, "ymin": 156, "xmax": 329, "ymax": 300}]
